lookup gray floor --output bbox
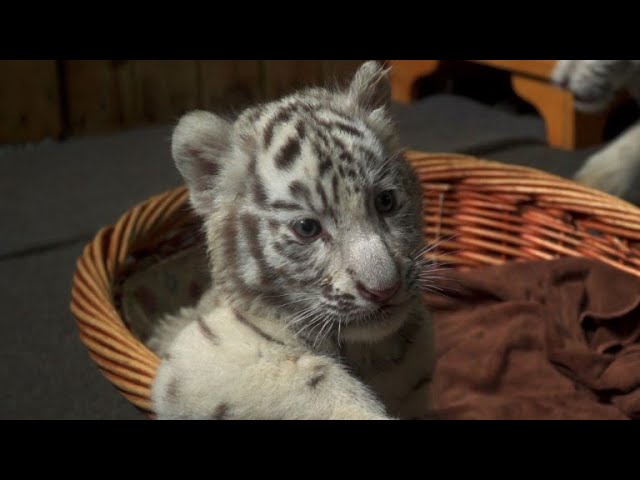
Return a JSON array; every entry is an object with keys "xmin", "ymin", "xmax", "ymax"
[{"xmin": 1, "ymin": 94, "xmax": 634, "ymax": 419}]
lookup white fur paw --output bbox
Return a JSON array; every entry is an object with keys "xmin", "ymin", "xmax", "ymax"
[
  {"xmin": 574, "ymin": 151, "xmax": 634, "ymax": 196},
  {"xmin": 551, "ymin": 60, "xmax": 578, "ymax": 88},
  {"xmin": 552, "ymin": 60, "xmax": 634, "ymax": 113}
]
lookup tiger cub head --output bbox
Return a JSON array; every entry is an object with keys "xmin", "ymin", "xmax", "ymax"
[{"xmin": 172, "ymin": 61, "xmax": 426, "ymax": 343}]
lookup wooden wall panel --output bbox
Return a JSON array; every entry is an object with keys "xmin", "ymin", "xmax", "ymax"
[
  {"xmin": 133, "ymin": 60, "xmax": 200, "ymax": 123},
  {"xmin": 0, "ymin": 59, "xmax": 371, "ymax": 144},
  {"xmin": 0, "ymin": 60, "xmax": 62, "ymax": 144},
  {"xmin": 64, "ymin": 60, "xmax": 142, "ymax": 135},
  {"xmin": 263, "ymin": 60, "xmax": 325, "ymax": 99},
  {"xmin": 198, "ymin": 60, "xmax": 262, "ymax": 114},
  {"xmin": 322, "ymin": 60, "xmax": 365, "ymax": 87}
]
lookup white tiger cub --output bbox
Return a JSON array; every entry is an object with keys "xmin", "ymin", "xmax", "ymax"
[
  {"xmin": 552, "ymin": 60, "xmax": 640, "ymax": 197},
  {"xmin": 147, "ymin": 61, "xmax": 436, "ymax": 420}
]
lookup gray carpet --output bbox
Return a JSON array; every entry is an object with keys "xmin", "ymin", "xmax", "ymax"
[
  {"xmin": 389, "ymin": 94, "xmax": 546, "ymax": 154},
  {"xmin": 0, "ymin": 93, "xmax": 634, "ymax": 419},
  {"xmin": 0, "ymin": 243, "xmax": 142, "ymax": 419},
  {"xmin": 0, "ymin": 124, "xmax": 180, "ymax": 257}
]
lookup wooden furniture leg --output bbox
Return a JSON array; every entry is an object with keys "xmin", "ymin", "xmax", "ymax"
[
  {"xmin": 511, "ymin": 74, "xmax": 609, "ymax": 151},
  {"xmin": 386, "ymin": 60, "xmax": 612, "ymax": 150},
  {"xmin": 386, "ymin": 60, "xmax": 440, "ymax": 103}
]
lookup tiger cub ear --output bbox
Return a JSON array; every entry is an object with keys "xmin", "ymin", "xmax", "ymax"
[
  {"xmin": 347, "ymin": 61, "xmax": 392, "ymax": 112},
  {"xmin": 172, "ymin": 110, "xmax": 233, "ymax": 216}
]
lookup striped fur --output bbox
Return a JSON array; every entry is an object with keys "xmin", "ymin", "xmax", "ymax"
[{"xmin": 149, "ymin": 61, "xmax": 436, "ymax": 420}]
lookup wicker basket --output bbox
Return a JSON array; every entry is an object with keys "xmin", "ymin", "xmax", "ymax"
[{"xmin": 69, "ymin": 152, "xmax": 640, "ymax": 418}]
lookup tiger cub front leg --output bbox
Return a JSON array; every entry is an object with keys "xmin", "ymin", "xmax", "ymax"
[{"xmin": 151, "ymin": 307, "xmax": 392, "ymax": 420}]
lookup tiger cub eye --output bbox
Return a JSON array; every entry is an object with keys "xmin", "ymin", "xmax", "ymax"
[
  {"xmin": 375, "ymin": 190, "xmax": 397, "ymax": 214},
  {"xmin": 292, "ymin": 218, "xmax": 322, "ymax": 240}
]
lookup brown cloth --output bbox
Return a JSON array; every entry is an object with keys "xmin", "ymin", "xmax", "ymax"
[{"xmin": 427, "ymin": 257, "xmax": 640, "ymax": 420}]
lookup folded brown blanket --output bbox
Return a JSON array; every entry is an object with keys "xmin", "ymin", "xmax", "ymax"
[{"xmin": 427, "ymin": 257, "xmax": 640, "ymax": 420}]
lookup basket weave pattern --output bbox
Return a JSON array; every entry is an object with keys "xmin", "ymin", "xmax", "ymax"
[{"xmin": 69, "ymin": 152, "xmax": 640, "ymax": 416}]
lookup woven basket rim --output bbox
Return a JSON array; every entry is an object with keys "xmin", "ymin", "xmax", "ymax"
[
  {"xmin": 69, "ymin": 151, "xmax": 640, "ymax": 417},
  {"xmin": 407, "ymin": 152, "xmax": 640, "ymax": 210}
]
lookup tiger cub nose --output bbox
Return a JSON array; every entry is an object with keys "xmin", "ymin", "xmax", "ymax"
[{"xmin": 356, "ymin": 282, "xmax": 400, "ymax": 304}]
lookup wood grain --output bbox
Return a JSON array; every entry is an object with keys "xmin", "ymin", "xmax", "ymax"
[
  {"xmin": 0, "ymin": 60, "xmax": 62, "ymax": 143},
  {"xmin": 198, "ymin": 60, "xmax": 262, "ymax": 113},
  {"xmin": 64, "ymin": 60, "xmax": 143, "ymax": 135},
  {"xmin": 133, "ymin": 60, "xmax": 200, "ymax": 123},
  {"xmin": 2, "ymin": 60, "xmax": 370, "ymax": 143},
  {"xmin": 322, "ymin": 60, "xmax": 365, "ymax": 87},
  {"xmin": 263, "ymin": 60, "xmax": 325, "ymax": 99}
]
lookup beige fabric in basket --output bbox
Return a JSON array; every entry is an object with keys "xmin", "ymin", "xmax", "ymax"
[{"xmin": 121, "ymin": 245, "xmax": 210, "ymax": 341}]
